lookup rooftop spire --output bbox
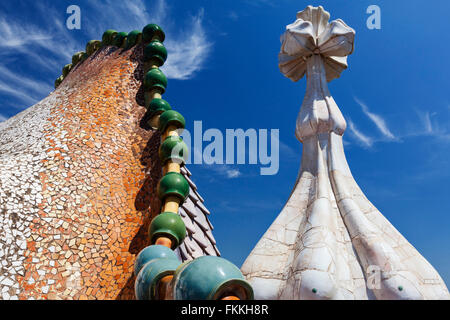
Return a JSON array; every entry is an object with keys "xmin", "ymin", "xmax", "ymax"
[{"xmin": 241, "ymin": 5, "xmax": 450, "ymax": 300}]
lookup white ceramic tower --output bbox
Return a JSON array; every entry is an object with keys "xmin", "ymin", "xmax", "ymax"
[{"xmin": 241, "ymin": 5, "xmax": 449, "ymax": 300}]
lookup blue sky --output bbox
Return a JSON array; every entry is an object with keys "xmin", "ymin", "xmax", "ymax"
[{"xmin": 0, "ymin": 0, "xmax": 449, "ymax": 285}]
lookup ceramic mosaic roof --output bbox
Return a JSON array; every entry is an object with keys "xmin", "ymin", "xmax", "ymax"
[{"xmin": 0, "ymin": 38, "xmax": 218, "ymax": 300}]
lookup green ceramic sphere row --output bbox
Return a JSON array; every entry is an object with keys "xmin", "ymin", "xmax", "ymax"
[
  {"xmin": 56, "ymin": 24, "xmax": 165, "ymax": 89},
  {"xmin": 102, "ymin": 23, "xmax": 165, "ymax": 49},
  {"xmin": 134, "ymin": 23, "xmax": 254, "ymax": 301},
  {"xmin": 157, "ymin": 172, "xmax": 189, "ymax": 203},
  {"xmin": 149, "ymin": 212, "xmax": 187, "ymax": 249},
  {"xmin": 55, "ymin": 24, "xmax": 167, "ymax": 88},
  {"xmin": 144, "ymin": 41, "xmax": 167, "ymax": 66},
  {"xmin": 159, "ymin": 136, "xmax": 188, "ymax": 165},
  {"xmin": 135, "ymin": 255, "xmax": 254, "ymax": 300}
]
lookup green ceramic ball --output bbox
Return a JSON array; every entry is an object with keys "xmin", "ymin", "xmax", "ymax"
[
  {"xmin": 86, "ymin": 40, "xmax": 101, "ymax": 55},
  {"xmin": 102, "ymin": 29, "xmax": 117, "ymax": 45},
  {"xmin": 144, "ymin": 41, "xmax": 167, "ymax": 66},
  {"xmin": 157, "ymin": 172, "xmax": 189, "ymax": 202},
  {"xmin": 72, "ymin": 51, "xmax": 86, "ymax": 65},
  {"xmin": 172, "ymin": 256, "xmax": 254, "ymax": 300},
  {"xmin": 134, "ymin": 245, "xmax": 179, "ymax": 276},
  {"xmin": 149, "ymin": 212, "xmax": 187, "ymax": 249},
  {"xmin": 135, "ymin": 257, "xmax": 180, "ymax": 300},
  {"xmin": 62, "ymin": 64, "xmax": 72, "ymax": 77},
  {"xmin": 159, "ymin": 136, "xmax": 188, "ymax": 165},
  {"xmin": 148, "ymin": 98, "xmax": 171, "ymax": 114},
  {"xmin": 126, "ymin": 30, "xmax": 142, "ymax": 49},
  {"xmin": 113, "ymin": 32, "xmax": 128, "ymax": 47},
  {"xmin": 54, "ymin": 76, "xmax": 64, "ymax": 89},
  {"xmin": 144, "ymin": 68, "xmax": 167, "ymax": 93},
  {"xmin": 142, "ymin": 24, "xmax": 165, "ymax": 43},
  {"xmin": 158, "ymin": 110, "xmax": 185, "ymax": 133}
]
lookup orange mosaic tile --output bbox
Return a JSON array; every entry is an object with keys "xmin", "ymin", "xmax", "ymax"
[{"xmin": 1, "ymin": 44, "xmax": 160, "ymax": 300}]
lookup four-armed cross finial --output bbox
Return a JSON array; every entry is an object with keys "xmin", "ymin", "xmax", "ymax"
[
  {"xmin": 279, "ymin": 5, "xmax": 355, "ymax": 82},
  {"xmin": 278, "ymin": 6, "xmax": 356, "ymax": 142}
]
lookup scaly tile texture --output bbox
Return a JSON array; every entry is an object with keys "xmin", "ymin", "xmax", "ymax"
[
  {"xmin": 0, "ymin": 43, "xmax": 218, "ymax": 300},
  {"xmin": 177, "ymin": 166, "xmax": 220, "ymax": 260}
]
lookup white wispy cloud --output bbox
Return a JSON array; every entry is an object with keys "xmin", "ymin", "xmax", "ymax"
[
  {"xmin": 354, "ymin": 96, "xmax": 396, "ymax": 140},
  {"xmin": 0, "ymin": 18, "xmax": 52, "ymax": 48},
  {"xmin": 415, "ymin": 110, "xmax": 450, "ymax": 141},
  {"xmin": 347, "ymin": 119, "xmax": 373, "ymax": 148},
  {"xmin": 0, "ymin": 114, "xmax": 8, "ymax": 123},
  {"xmin": 0, "ymin": 63, "xmax": 53, "ymax": 105},
  {"xmin": 85, "ymin": 0, "xmax": 211, "ymax": 80},
  {"xmin": 85, "ymin": 0, "xmax": 164, "ymax": 36},
  {"xmin": 226, "ymin": 169, "xmax": 242, "ymax": 178},
  {"xmin": 0, "ymin": 81, "xmax": 39, "ymax": 106},
  {"xmin": 419, "ymin": 110, "xmax": 433, "ymax": 133},
  {"xmin": 346, "ymin": 105, "xmax": 450, "ymax": 149},
  {"xmin": 162, "ymin": 9, "xmax": 212, "ymax": 80},
  {"xmin": 0, "ymin": 9, "xmax": 80, "ymax": 67},
  {"xmin": 204, "ymin": 164, "xmax": 242, "ymax": 179},
  {"xmin": 0, "ymin": 5, "xmax": 82, "ymax": 111},
  {"xmin": 0, "ymin": 0, "xmax": 211, "ymax": 117},
  {"xmin": 0, "ymin": 65, "xmax": 52, "ymax": 95}
]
